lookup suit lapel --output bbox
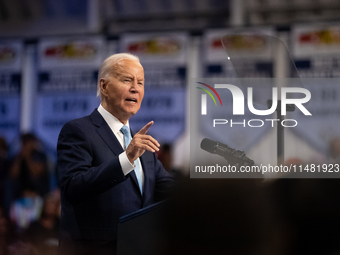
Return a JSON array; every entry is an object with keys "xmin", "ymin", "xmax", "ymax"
[
  {"xmin": 91, "ymin": 109, "xmax": 141, "ymax": 194},
  {"xmin": 91, "ymin": 109, "xmax": 124, "ymax": 156}
]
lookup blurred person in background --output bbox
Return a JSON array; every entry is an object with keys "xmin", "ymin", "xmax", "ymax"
[
  {"xmin": 157, "ymin": 144, "xmax": 173, "ymax": 172},
  {"xmin": 0, "ymin": 137, "xmax": 11, "ymax": 210},
  {"xmin": 24, "ymin": 190, "xmax": 60, "ymax": 255},
  {"xmin": 5, "ymin": 133, "xmax": 50, "ymax": 214},
  {"xmin": 9, "ymin": 184, "xmax": 43, "ymax": 232},
  {"xmin": 157, "ymin": 143, "xmax": 183, "ymax": 179},
  {"xmin": 328, "ymin": 137, "xmax": 340, "ymax": 163},
  {"xmin": 0, "ymin": 206, "xmax": 14, "ymax": 255},
  {"xmin": 0, "ymin": 137, "xmax": 10, "ymax": 178}
]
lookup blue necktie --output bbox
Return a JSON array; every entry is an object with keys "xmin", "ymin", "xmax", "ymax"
[{"xmin": 120, "ymin": 125, "xmax": 143, "ymax": 194}]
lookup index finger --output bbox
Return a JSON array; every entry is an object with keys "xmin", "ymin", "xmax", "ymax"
[{"xmin": 137, "ymin": 121, "xmax": 154, "ymax": 135}]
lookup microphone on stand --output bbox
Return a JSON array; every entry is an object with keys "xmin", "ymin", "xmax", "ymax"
[{"xmin": 200, "ymin": 138, "xmax": 254, "ymax": 166}]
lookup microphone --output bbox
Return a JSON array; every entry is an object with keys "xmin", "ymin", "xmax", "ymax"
[{"xmin": 200, "ymin": 138, "xmax": 254, "ymax": 166}]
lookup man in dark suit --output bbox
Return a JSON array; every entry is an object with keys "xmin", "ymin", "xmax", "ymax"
[{"xmin": 57, "ymin": 53, "xmax": 175, "ymax": 255}]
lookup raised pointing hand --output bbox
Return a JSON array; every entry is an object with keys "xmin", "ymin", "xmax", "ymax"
[{"xmin": 126, "ymin": 121, "xmax": 160, "ymax": 163}]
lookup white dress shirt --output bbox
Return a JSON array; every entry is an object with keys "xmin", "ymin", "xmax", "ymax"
[{"xmin": 97, "ymin": 104, "xmax": 144, "ymax": 186}]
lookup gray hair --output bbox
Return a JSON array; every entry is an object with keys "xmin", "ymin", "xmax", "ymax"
[{"xmin": 97, "ymin": 53, "xmax": 140, "ymax": 97}]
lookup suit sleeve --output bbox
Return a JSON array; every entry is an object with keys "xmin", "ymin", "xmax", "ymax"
[{"xmin": 57, "ymin": 121, "xmax": 126, "ymax": 206}]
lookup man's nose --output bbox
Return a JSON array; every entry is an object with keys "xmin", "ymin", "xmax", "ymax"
[{"xmin": 130, "ymin": 80, "xmax": 138, "ymax": 92}]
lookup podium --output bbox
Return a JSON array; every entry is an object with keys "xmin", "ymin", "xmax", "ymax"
[{"xmin": 117, "ymin": 201, "xmax": 166, "ymax": 255}]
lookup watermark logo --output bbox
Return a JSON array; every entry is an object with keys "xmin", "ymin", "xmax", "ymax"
[
  {"xmin": 198, "ymin": 83, "xmax": 311, "ymax": 116},
  {"xmin": 196, "ymin": 82, "xmax": 222, "ymax": 115},
  {"xmin": 196, "ymin": 82, "xmax": 312, "ymax": 128}
]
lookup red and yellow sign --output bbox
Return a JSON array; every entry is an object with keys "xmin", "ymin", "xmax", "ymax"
[
  {"xmin": 44, "ymin": 41, "xmax": 97, "ymax": 59},
  {"xmin": 127, "ymin": 37, "xmax": 180, "ymax": 55},
  {"xmin": 298, "ymin": 28, "xmax": 340, "ymax": 46},
  {"xmin": 218, "ymin": 35, "xmax": 266, "ymax": 51}
]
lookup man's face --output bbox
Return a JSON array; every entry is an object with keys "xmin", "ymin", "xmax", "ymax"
[{"xmin": 101, "ymin": 59, "xmax": 144, "ymax": 124}]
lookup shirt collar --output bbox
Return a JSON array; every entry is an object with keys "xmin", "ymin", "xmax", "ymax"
[{"xmin": 97, "ymin": 104, "xmax": 130, "ymax": 134}]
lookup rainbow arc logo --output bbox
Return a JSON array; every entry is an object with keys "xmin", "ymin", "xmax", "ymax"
[{"xmin": 196, "ymin": 82, "xmax": 222, "ymax": 115}]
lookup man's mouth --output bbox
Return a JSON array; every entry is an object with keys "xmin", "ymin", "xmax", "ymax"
[{"xmin": 125, "ymin": 98, "xmax": 137, "ymax": 103}]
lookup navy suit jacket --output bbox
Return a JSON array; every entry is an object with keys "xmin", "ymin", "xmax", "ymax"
[{"xmin": 57, "ymin": 109, "xmax": 174, "ymax": 249}]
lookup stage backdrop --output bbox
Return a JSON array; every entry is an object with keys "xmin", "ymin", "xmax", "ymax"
[
  {"xmin": 0, "ymin": 40, "xmax": 22, "ymax": 145},
  {"xmin": 119, "ymin": 32, "xmax": 188, "ymax": 144},
  {"xmin": 290, "ymin": 23, "xmax": 340, "ymax": 154},
  {"xmin": 35, "ymin": 36, "xmax": 105, "ymax": 151}
]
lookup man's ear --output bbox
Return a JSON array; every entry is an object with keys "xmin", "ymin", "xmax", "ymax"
[{"xmin": 100, "ymin": 79, "xmax": 108, "ymax": 96}]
